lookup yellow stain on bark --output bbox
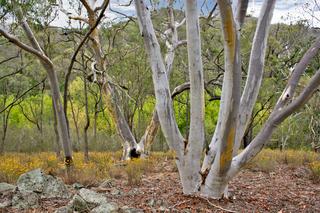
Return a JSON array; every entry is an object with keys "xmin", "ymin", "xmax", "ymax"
[
  {"xmin": 223, "ymin": 6, "xmax": 236, "ymax": 62},
  {"xmin": 220, "ymin": 127, "xmax": 235, "ymax": 171}
]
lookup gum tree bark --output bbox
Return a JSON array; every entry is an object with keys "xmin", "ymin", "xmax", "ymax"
[
  {"xmin": 76, "ymin": 0, "xmax": 138, "ymax": 160},
  {"xmin": 74, "ymin": 0, "xmax": 185, "ymax": 159},
  {"xmin": 0, "ymin": 7, "xmax": 73, "ymax": 167},
  {"xmin": 52, "ymin": 97, "xmax": 62, "ymax": 159},
  {"xmin": 135, "ymin": 0, "xmax": 185, "ymax": 160},
  {"xmin": 135, "ymin": 0, "xmax": 320, "ymax": 199},
  {"xmin": 180, "ymin": 0, "xmax": 205, "ymax": 194},
  {"xmin": 200, "ymin": 0, "xmax": 241, "ymax": 198},
  {"xmin": 233, "ymin": 0, "xmax": 276, "ymax": 156},
  {"xmin": 137, "ymin": 0, "xmax": 186, "ymax": 154}
]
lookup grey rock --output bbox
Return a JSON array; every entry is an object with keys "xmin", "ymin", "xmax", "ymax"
[
  {"xmin": 17, "ymin": 169, "xmax": 45, "ymax": 193},
  {"xmin": 99, "ymin": 179, "xmax": 114, "ymax": 188},
  {"xmin": 16, "ymin": 168, "xmax": 70, "ymax": 198},
  {"xmin": 79, "ymin": 188, "xmax": 108, "ymax": 205},
  {"xmin": 42, "ymin": 175, "xmax": 70, "ymax": 198},
  {"xmin": 90, "ymin": 203, "xmax": 119, "ymax": 213},
  {"xmin": 72, "ymin": 182, "xmax": 84, "ymax": 190},
  {"xmin": 69, "ymin": 195, "xmax": 89, "ymax": 212},
  {"xmin": 0, "ymin": 182, "xmax": 15, "ymax": 193},
  {"xmin": 11, "ymin": 189, "xmax": 39, "ymax": 209},
  {"xmin": 54, "ymin": 206, "xmax": 73, "ymax": 213},
  {"xmin": 110, "ymin": 188, "xmax": 122, "ymax": 196},
  {"xmin": 71, "ymin": 194, "xmax": 90, "ymax": 212},
  {"xmin": 120, "ymin": 206, "xmax": 144, "ymax": 213}
]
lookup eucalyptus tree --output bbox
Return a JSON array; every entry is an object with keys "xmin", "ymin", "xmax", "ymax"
[
  {"xmin": 135, "ymin": 0, "xmax": 320, "ymax": 198},
  {"xmin": 63, "ymin": 0, "xmax": 186, "ymax": 159},
  {"xmin": 0, "ymin": 1, "xmax": 73, "ymax": 168}
]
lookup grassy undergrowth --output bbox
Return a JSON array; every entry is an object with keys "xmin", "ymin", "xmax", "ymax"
[
  {"xmin": 0, "ymin": 151, "xmax": 176, "ymax": 186},
  {"xmin": 0, "ymin": 149, "xmax": 319, "ymax": 185},
  {"xmin": 245, "ymin": 149, "xmax": 320, "ymax": 182}
]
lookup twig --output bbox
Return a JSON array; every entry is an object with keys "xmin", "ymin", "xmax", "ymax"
[
  {"xmin": 203, "ymin": 198, "xmax": 237, "ymax": 213},
  {"xmin": 0, "ymin": 62, "xmax": 30, "ymax": 81},
  {"xmin": 0, "ymin": 77, "xmax": 46, "ymax": 114},
  {"xmin": 169, "ymin": 199, "xmax": 191, "ymax": 209}
]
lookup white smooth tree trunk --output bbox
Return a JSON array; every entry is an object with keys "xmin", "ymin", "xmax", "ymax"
[
  {"xmin": 233, "ymin": 0, "xmax": 276, "ymax": 156},
  {"xmin": 200, "ymin": 0, "xmax": 241, "ymax": 198},
  {"xmin": 135, "ymin": 0, "xmax": 185, "ymax": 161},
  {"xmin": 137, "ymin": 1, "xmax": 186, "ymax": 154},
  {"xmin": 178, "ymin": 0, "xmax": 205, "ymax": 194}
]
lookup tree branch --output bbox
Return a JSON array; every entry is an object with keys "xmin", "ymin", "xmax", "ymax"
[
  {"xmin": 64, "ymin": 0, "xmax": 110, "ymax": 114},
  {"xmin": 0, "ymin": 78, "xmax": 46, "ymax": 114},
  {"xmin": 0, "ymin": 28, "xmax": 53, "ymax": 67},
  {"xmin": 234, "ymin": 0, "xmax": 276, "ymax": 156}
]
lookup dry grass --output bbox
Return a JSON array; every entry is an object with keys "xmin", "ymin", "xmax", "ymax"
[
  {"xmin": 0, "ymin": 150, "xmax": 318, "ymax": 186},
  {"xmin": 0, "ymin": 151, "xmax": 159, "ymax": 186},
  {"xmin": 309, "ymin": 161, "xmax": 320, "ymax": 183},
  {"xmin": 246, "ymin": 149, "xmax": 319, "ymax": 172}
]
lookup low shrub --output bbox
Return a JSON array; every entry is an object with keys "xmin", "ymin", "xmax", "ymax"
[
  {"xmin": 125, "ymin": 159, "xmax": 145, "ymax": 185},
  {"xmin": 246, "ymin": 149, "xmax": 278, "ymax": 172},
  {"xmin": 309, "ymin": 161, "xmax": 320, "ymax": 183}
]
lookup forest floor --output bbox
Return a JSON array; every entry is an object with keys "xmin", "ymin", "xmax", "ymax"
[{"xmin": 0, "ymin": 150, "xmax": 320, "ymax": 212}]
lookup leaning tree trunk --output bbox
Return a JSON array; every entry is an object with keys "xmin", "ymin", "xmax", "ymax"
[
  {"xmin": 79, "ymin": 1, "xmax": 138, "ymax": 160},
  {"xmin": 52, "ymin": 97, "xmax": 62, "ymax": 160},
  {"xmin": 137, "ymin": 0, "xmax": 185, "ymax": 154},
  {"xmin": 102, "ymin": 83, "xmax": 138, "ymax": 160},
  {"xmin": 0, "ymin": 6, "xmax": 73, "ymax": 168}
]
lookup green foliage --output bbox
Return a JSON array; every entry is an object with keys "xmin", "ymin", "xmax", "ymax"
[{"xmin": 0, "ymin": 4, "xmax": 320, "ymax": 154}]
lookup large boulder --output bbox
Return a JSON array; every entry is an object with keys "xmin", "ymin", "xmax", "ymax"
[
  {"xmin": 16, "ymin": 169, "xmax": 70, "ymax": 198},
  {"xmin": 67, "ymin": 189, "xmax": 119, "ymax": 213}
]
